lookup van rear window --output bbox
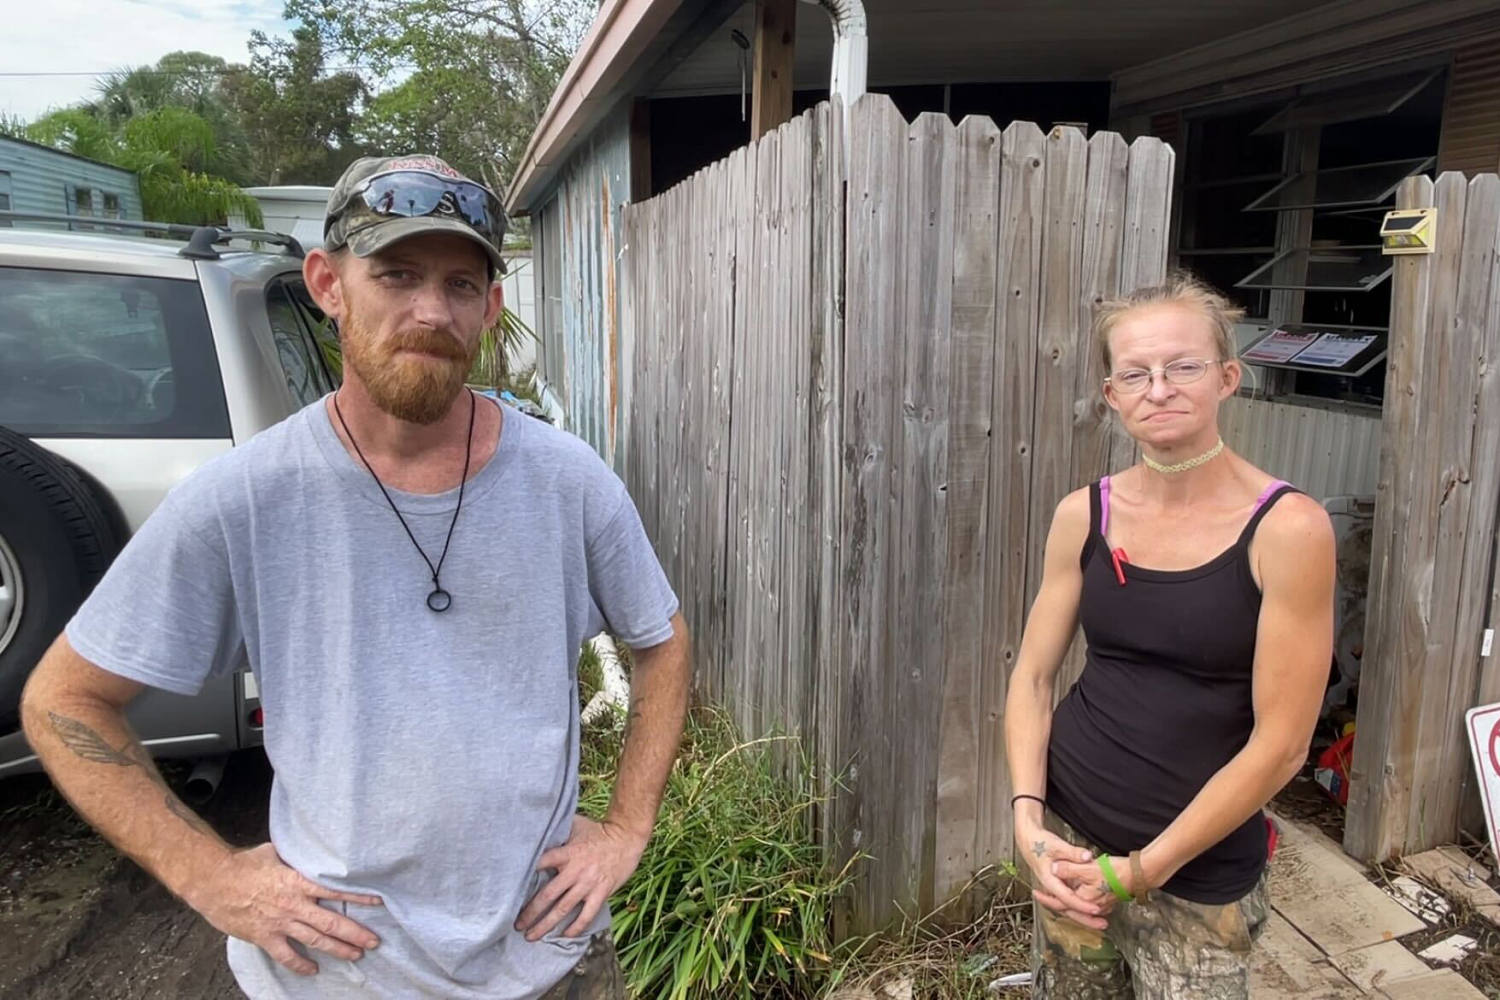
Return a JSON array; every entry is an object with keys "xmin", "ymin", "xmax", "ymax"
[{"xmin": 0, "ymin": 267, "xmax": 230, "ymax": 438}]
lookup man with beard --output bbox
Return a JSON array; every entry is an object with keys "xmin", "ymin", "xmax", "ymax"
[{"xmin": 20, "ymin": 155, "xmax": 689, "ymax": 999}]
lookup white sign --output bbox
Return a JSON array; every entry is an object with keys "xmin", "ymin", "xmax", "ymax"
[
  {"xmin": 1293, "ymin": 332, "xmax": 1379, "ymax": 368},
  {"xmin": 1243, "ymin": 329, "xmax": 1319, "ymax": 364},
  {"xmin": 1467, "ymin": 702, "xmax": 1500, "ymax": 863}
]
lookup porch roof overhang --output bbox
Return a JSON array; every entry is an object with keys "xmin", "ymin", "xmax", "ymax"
[
  {"xmin": 504, "ymin": 0, "xmax": 1500, "ymax": 216},
  {"xmin": 505, "ymin": 0, "xmax": 700, "ymax": 215}
]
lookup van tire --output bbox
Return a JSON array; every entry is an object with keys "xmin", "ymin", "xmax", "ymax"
[{"xmin": 0, "ymin": 427, "xmax": 125, "ymax": 735}]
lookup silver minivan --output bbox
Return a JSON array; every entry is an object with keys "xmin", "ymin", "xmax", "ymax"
[{"xmin": 0, "ymin": 218, "xmax": 337, "ymax": 777}]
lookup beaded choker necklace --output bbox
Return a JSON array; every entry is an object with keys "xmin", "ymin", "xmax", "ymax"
[{"xmin": 1142, "ymin": 437, "xmax": 1224, "ymax": 474}]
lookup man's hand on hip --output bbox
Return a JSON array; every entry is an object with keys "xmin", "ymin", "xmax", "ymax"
[
  {"xmin": 191, "ymin": 843, "xmax": 384, "ymax": 976},
  {"xmin": 515, "ymin": 815, "xmax": 647, "ymax": 942}
]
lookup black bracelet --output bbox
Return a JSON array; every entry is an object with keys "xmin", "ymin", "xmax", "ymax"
[{"xmin": 1011, "ymin": 793, "xmax": 1047, "ymax": 810}]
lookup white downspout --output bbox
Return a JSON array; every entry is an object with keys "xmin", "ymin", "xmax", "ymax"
[
  {"xmin": 802, "ymin": 0, "xmax": 868, "ymax": 162},
  {"xmin": 813, "ymin": 0, "xmax": 867, "ymax": 104}
]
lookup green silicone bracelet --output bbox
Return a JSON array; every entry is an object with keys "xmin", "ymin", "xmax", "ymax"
[{"xmin": 1097, "ymin": 855, "xmax": 1134, "ymax": 902}]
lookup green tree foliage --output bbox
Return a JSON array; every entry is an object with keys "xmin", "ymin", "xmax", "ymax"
[
  {"xmin": 91, "ymin": 52, "xmax": 253, "ymax": 183},
  {"xmin": 24, "ymin": 109, "xmax": 117, "ymax": 163},
  {"xmin": 0, "ymin": 113, "xmax": 30, "ymax": 139},
  {"xmin": 11, "ymin": 0, "xmax": 590, "ymax": 225},
  {"xmin": 286, "ymin": 0, "xmax": 595, "ymax": 189},
  {"xmin": 24, "ymin": 106, "xmax": 262, "ymax": 227},
  {"xmin": 218, "ymin": 27, "xmax": 367, "ymax": 185}
]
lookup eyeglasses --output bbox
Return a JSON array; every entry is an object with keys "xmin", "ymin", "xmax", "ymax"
[
  {"xmin": 335, "ymin": 170, "xmax": 506, "ymax": 249},
  {"xmin": 1105, "ymin": 358, "xmax": 1221, "ymax": 394}
]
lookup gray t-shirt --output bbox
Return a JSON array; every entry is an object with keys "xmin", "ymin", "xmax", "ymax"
[{"xmin": 66, "ymin": 397, "xmax": 679, "ymax": 999}]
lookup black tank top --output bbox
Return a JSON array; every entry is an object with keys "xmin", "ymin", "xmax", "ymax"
[{"xmin": 1046, "ymin": 476, "xmax": 1297, "ymax": 903}]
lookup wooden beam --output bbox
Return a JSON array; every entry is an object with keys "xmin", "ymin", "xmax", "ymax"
[
  {"xmin": 1264, "ymin": 126, "xmax": 1320, "ymax": 397},
  {"xmin": 751, "ymin": 0, "xmax": 795, "ymax": 141},
  {"xmin": 629, "ymin": 99, "xmax": 652, "ymax": 202}
]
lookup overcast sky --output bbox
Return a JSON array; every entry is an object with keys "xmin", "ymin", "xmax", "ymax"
[{"xmin": 1, "ymin": 0, "xmax": 294, "ymax": 122}]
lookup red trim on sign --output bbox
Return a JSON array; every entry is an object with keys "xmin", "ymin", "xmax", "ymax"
[
  {"xmin": 1489, "ymin": 718, "xmax": 1499, "ymax": 777},
  {"xmin": 1470, "ymin": 706, "xmax": 1500, "ymax": 852}
]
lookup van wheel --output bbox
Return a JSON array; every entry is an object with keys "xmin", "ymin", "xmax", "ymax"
[{"xmin": 0, "ymin": 426, "xmax": 125, "ymax": 735}]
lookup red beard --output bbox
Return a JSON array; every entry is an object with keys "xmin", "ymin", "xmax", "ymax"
[{"xmin": 339, "ymin": 306, "xmax": 476, "ymax": 425}]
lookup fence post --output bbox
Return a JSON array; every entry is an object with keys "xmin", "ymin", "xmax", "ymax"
[{"xmin": 1345, "ymin": 172, "xmax": 1496, "ymax": 860}]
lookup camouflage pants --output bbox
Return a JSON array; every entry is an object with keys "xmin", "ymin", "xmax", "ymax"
[
  {"xmin": 1031, "ymin": 817, "xmax": 1268, "ymax": 1000},
  {"xmin": 537, "ymin": 930, "xmax": 628, "ymax": 1000}
]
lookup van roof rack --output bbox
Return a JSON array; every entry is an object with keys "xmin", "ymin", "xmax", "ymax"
[{"xmin": 0, "ymin": 211, "xmax": 305, "ymax": 259}]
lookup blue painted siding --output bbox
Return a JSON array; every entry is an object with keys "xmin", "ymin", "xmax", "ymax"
[
  {"xmin": 0, "ymin": 138, "xmax": 143, "ymax": 224},
  {"xmin": 531, "ymin": 105, "xmax": 632, "ymax": 464}
]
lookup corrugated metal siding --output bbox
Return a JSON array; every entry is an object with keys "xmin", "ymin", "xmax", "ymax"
[
  {"xmin": 531, "ymin": 108, "xmax": 632, "ymax": 462},
  {"xmin": 0, "ymin": 139, "xmax": 142, "ymax": 222},
  {"xmin": 1221, "ymin": 395, "xmax": 1382, "ymax": 500},
  {"xmin": 535, "ymin": 197, "xmax": 566, "ymax": 399},
  {"xmin": 1438, "ymin": 41, "xmax": 1500, "ymax": 175}
]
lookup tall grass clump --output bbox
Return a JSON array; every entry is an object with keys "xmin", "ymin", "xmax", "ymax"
[{"xmin": 579, "ymin": 707, "xmax": 857, "ymax": 1000}]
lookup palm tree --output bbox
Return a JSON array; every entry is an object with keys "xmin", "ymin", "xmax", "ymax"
[{"xmin": 24, "ymin": 106, "xmax": 261, "ymax": 227}]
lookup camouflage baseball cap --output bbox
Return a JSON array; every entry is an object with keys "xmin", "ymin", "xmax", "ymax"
[{"xmin": 324, "ymin": 155, "xmax": 507, "ymax": 275}]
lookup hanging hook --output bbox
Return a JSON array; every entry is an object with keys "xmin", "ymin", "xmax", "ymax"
[{"xmin": 731, "ymin": 28, "xmax": 751, "ymax": 122}]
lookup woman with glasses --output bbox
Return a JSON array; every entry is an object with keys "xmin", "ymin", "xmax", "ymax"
[{"xmin": 1004, "ymin": 273, "xmax": 1336, "ymax": 999}]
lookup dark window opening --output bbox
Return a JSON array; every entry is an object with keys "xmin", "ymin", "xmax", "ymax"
[{"xmin": 1175, "ymin": 68, "xmax": 1447, "ymax": 407}]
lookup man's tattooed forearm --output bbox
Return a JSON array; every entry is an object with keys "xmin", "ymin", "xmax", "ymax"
[
  {"xmin": 625, "ymin": 694, "xmax": 647, "ymax": 733},
  {"xmin": 1033, "ymin": 840, "xmax": 1047, "ymax": 859},
  {"xmin": 165, "ymin": 794, "xmax": 213, "ymax": 835},
  {"xmin": 48, "ymin": 712, "xmax": 212, "ymax": 835},
  {"xmin": 48, "ymin": 712, "xmax": 148, "ymax": 768}
]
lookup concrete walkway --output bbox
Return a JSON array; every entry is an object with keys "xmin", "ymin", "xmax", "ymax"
[{"xmin": 1251, "ymin": 814, "xmax": 1487, "ymax": 999}]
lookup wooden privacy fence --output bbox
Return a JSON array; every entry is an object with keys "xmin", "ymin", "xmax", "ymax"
[
  {"xmin": 1346, "ymin": 172, "xmax": 1500, "ymax": 862},
  {"xmin": 618, "ymin": 94, "xmax": 1172, "ymax": 931}
]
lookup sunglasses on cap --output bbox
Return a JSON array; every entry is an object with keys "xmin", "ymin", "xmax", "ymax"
[{"xmin": 339, "ymin": 170, "xmax": 506, "ymax": 249}]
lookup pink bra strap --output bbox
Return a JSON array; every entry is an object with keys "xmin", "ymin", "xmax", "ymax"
[
  {"xmin": 1100, "ymin": 475, "xmax": 1112, "ymax": 538},
  {"xmin": 1105, "ymin": 477, "xmax": 1289, "ymax": 538},
  {"xmin": 1252, "ymin": 480, "xmax": 1290, "ymax": 514}
]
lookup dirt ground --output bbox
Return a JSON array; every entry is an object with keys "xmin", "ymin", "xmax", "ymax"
[{"xmin": 0, "ymin": 751, "xmax": 272, "ymax": 1000}]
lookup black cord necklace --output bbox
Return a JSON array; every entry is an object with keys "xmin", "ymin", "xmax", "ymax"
[{"xmin": 332, "ymin": 389, "xmax": 475, "ymax": 613}]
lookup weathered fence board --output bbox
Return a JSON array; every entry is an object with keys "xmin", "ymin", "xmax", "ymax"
[
  {"xmin": 932, "ymin": 113, "xmax": 1002, "ymax": 917},
  {"xmin": 838, "ymin": 94, "xmax": 909, "ymax": 926},
  {"xmin": 1346, "ymin": 175, "xmax": 1436, "ymax": 862},
  {"xmin": 893, "ymin": 112, "xmax": 957, "ymax": 915},
  {"xmin": 1070, "ymin": 132, "xmax": 1130, "ymax": 495},
  {"xmin": 808, "ymin": 100, "xmax": 846, "ymax": 856},
  {"xmin": 1027, "ymin": 126, "xmax": 1089, "ymax": 609}
]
